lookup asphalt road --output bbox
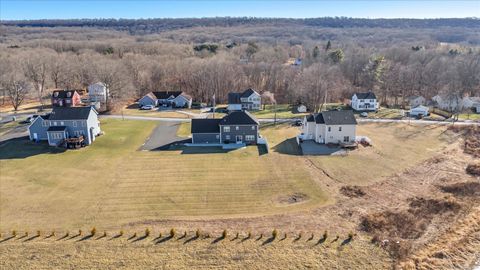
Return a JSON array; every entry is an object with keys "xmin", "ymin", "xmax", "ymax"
[
  {"xmin": 100, "ymin": 114, "xmax": 480, "ymax": 126},
  {"xmin": 139, "ymin": 121, "xmax": 190, "ymax": 151}
]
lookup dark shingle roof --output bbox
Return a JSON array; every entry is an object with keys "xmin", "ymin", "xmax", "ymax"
[
  {"xmin": 220, "ymin": 111, "xmax": 259, "ymax": 125},
  {"xmin": 49, "ymin": 107, "xmax": 94, "ymax": 120},
  {"xmin": 47, "ymin": 126, "xmax": 67, "ymax": 132},
  {"xmin": 321, "ymin": 110, "xmax": 357, "ymax": 125},
  {"xmin": 354, "ymin": 92, "xmax": 376, "ymax": 100},
  {"xmin": 152, "ymin": 91, "xmax": 183, "ymax": 99},
  {"xmin": 240, "ymin": 88, "xmax": 259, "ymax": 98},
  {"xmin": 191, "ymin": 119, "xmax": 221, "ymax": 133},
  {"xmin": 306, "ymin": 111, "xmax": 357, "ymax": 125},
  {"xmin": 52, "ymin": 90, "xmax": 79, "ymax": 99},
  {"xmin": 228, "ymin": 93, "xmax": 241, "ymax": 104}
]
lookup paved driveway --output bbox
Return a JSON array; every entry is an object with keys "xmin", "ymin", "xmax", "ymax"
[{"xmin": 140, "ymin": 121, "xmax": 190, "ymax": 151}]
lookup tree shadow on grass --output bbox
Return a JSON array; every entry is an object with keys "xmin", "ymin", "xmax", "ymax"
[
  {"xmin": 109, "ymin": 233, "xmax": 123, "ymax": 240},
  {"xmin": 330, "ymin": 236, "xmax": 339, "ymax": 243},
  {"xmin": 56, "ymin": 234, "xmax": 70, "ymax": 241},
  {"xmin": 131, "ymin": 235, "xmax": 148, "ymax": 243},
  {"xmin": 96, "ymin": 234, "xmax": 107, "ymax": 240},
  {"xmin": 241, "ymin": 235, "xmax": 251, "ymax": 243},
  {"xmin": 261, "ymin": 236, "xmax": 275, "ymax": 246},
  {"xmin": 77, "ymin": 234, "xmax": 94, "ymax": 242},
  {"xmin": 315, "ymin": 236, "xmax": 327, "ymax": 246},
  {"xmin": 0, "ymin": 138, "xmax": 66, "ymax": 160},
  {"xmin": 155, "ymin": 235, "xmax": 174, "ymax": 245},
  {"xmin": 127, "ymin": 234, "xmax": 137, "ymax": 241},
  {"xmin": 23, "ymin": 235, "xmax": 40, "ymax": 242},
  {"xmin": 340, "ymin": 237, "xmax": 353, "ymax": 246},
  {"xmin": 183, "ymin": 235, "xmax": 199, "ymax": 245},
  {"xmin": 68, "ymin": 233, "xmax": 81, "ymax": 240},
  {"xmin": 0, "ymin": 236, "xmax": 16, "ymax": 243},
  {"xmin": 17, "ymin": 234, "xmax": 28, "ymax": 240},
  {"xmin": 293, "ymin": 234, "xmax": 302, "ymax": 242},
  {"xmin": 211, "ymin": 235, "xmax": 225, "ymax": 244}
]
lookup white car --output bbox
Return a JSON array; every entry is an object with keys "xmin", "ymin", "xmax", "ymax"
[
  {"xmin": 360, "ymin": 112, "xmax": 368, "ymax": 117},
  {"xmin": 140, "ymin": 105, "xmax": 155, "ymax": 110}
]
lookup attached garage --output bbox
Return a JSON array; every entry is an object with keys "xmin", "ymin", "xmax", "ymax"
[{"xmin": 191, "ymin": 119, "xmax": 221, "ymax": 144}]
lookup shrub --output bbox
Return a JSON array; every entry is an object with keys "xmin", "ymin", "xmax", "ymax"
[
  {"xmin": 65, "ymin": 232, "xmax": 69, "ymax": 237},
  {"xmin": 103, "ymin": 231, "xmax": 107, "ymax": 237},
  {"xmin": 79, "ymin": 229, "xmax": 82, "ymax": 236},
  {"xmin": 323, "ymin": 230, "xmax": 328, "ymax": 240},
  {"xmin": 50, "ymin": 231, "xmax": 55, "ymax": 237},
  {"xmin": 158, "ymin": 232, "xmax": 162, "ymax": 238},
  {"xmin": 132, "ymin": 232, "xmax": 137, "ymax": 238},
  {"xmin": 24, "ymin": 231, "xmax": 28, "ymax": 237},
  {"xmin": 466, "ymin": 163, "xmax": 480, "ymax": 176},
  {"xmin": 348, "ymin": 232, "xmax": 354, "ymax": 240},
  {"xmin": 145, "ymin": 228, "xmax": 150, "ymax": 237},
  {"xmin": 235, "ymin": 232, "xmax": 239, "ymax": 239},
  {"xmin": 36, "ymin": 230, "xmax": 41, "ymax": 237},
  {"xmin": 91, "ymin": 227, "xmax": 96, "ymax": 236},
  {"xmin": 222, "ymin": 230, "xmax": 227, "ymax": 239},
  {"xmin": 12, "ymin": 230, "xmax": 16, "ymax": 237},
  {"xmin": 170, "ymin": 228, "xmax": 175, "ymax": 237},
  {"xmin": 272, "ymin": 229, "xmax": 278, "ymax": 239},
  {"xmin": 247, "ymin": 232, "xmax": 251, "ymax": 238},
  {"xmin": 119, "ymin": 230, "xmax": 124, "ymax": 236},
  {"xmin": 195, "ymin": 229, "xmax": 200, "ymax": 238}
]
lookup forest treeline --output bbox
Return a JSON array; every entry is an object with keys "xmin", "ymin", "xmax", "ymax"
[{"xmin": 0, "ymin": 20, "xmax": 479, "ymax": 111}]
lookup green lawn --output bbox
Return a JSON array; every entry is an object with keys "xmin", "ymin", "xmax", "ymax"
[
  {"xmin": 176, "ymin": 122, "xmax": 191, "ymax": 137},
  {"xmin": 0, "ymin": 119, "xmax": 328, "ymax": 231},
  {"xmin": 251, "ymin": 104, "xmax": 309, "ymax": 119},
  {"xmin": 458, "ymin": 113, "xmax": 480, "ymax": 121}
]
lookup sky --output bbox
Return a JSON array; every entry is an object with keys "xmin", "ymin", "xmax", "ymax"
[{"xmin": 0, "ymin": 0, "xmax": 479, "ymax": 20}]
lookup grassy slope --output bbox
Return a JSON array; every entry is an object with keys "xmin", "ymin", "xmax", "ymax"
[
  {"xmin": 0, "ymin": 119, "xmax": 328, "ymax": 230},
  {"xmin": 251, "ymin": 104, "xmax": 308, "ymax": 119}
]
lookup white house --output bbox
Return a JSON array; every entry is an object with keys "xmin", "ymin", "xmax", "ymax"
[
  {"xmin": 408, "ymin": 96, "xmax": 426, "ymax": 107},
  {"xmin": 300, "ymin": 110, "xmax": 357, "ymax": 144},
  {"xmin": 228, "ymin": 88, "xmax": 261, "ymax": 111},
  {"xmin": 297, "ymin": 104, "xmax": 307, "ymax": 113},
  {"xmin": 138, "ymin": 91, "xmax": 192, "ymax": 108},
  {"xmin": 409, "ymin": 105, "xmax": 430, "ymax": 117},
  {"xmin": 351, "ymin": 92, "xmax": 378, "ymax": 111}
]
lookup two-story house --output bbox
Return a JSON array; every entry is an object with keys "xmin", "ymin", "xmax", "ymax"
[
  {"xmin": 300, "ymin": 110, "xmax": 357, "ymax": 144},
  {"xmin": 227, "ymin": 88, "xmax": 261, "ymax": 111},
  {"xmin": 191, "ymin": 111, "xmax": 260, "ymax": 145},
  {"xmin": 51, "ymin": 90, "xmax": 82, "ymax": 107},
  {"xmin": 351, "ymin": 92, "xmax": 378, "ymax": 111},
  {"xmin": 28, "ymin": 106, "xmax": 101, "ymax": 146},
  {"xmin": 88, "ymin": 82, "xmax": 109, "ymax": 111}
]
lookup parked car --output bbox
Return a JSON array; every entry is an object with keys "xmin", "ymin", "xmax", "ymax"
[
  {"xmin": 140, "ymin": 105, "xmax": 155, "ymax": 110},
  {"xmin": 360, "ymin": 112, "xmax": 368, "ymax": 117},
  {"xmin": 23, "ymin": 114, "xmax": 39, "ymax": 123},
  {"xmin": 292, "ymin": 119, "xmax": 302, "ymax": 126}
]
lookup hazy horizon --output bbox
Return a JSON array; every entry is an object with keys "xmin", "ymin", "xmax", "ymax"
[{"xmin": 1, "ymin": 0, "xmax": 479, "ymax": 20}]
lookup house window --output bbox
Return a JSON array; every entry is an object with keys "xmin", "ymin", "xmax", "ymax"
[
  {"xmin": 344, "ymin": 136, "xmax": 350, "ymax": 142},
  {"xmin": 81, "ymin": 121, "xmax": 86, "ymax": 127},
  {"xmin": 60, "ymin": 121, "xmax": 64, "ymax": 126},
  {"xmin": 73, "ymin": 121, "xmax": 77, "ymax": 127},
  {"xmin": 42, "ymin": 121, "xmax": 48, "ymax": 127},
  {"xmin": 339, "ymin": 126, "xmax": 342, "ymax": 131},
  {"xmin": 251, "ymin": 126, "xmax": 255, "ymax": 130},
  {"xmin": 245, "ymin": 135, "xmax": 255, "ymax": 141},
  {"xmin": 215, "ymin": 134, "xmax": 219, "ymax": 139},
  {"xmin": 224, "ymin": 126, "xmax": 230, "ymax": 132},
  {"xmin": 328, "ymin": 127, "xmax": 331, "ymax": 132},
  {"xmin": 53, "ymin": 121, "xmax": 57, "ymax": 126},
  {"xmin": 235, "ymin": 126, "xmax": 239, "ymax": 130},
  {"xmin": 225, "ymin": 135, "xmax": 230, "ymax": 140}
]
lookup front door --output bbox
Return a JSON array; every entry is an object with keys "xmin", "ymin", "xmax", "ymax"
[{"xmin": 236, "ymin": 135, "xmax": 243, "ymax": 143}]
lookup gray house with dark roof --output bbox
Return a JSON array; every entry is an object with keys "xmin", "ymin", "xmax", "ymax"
[
  {"xmin": 301, "ymin": 110, "xmax": 357, "ymax": 144},
  {"xmin": 227, "ymin": 88, "xmax": 261, "ymax": 111},
  {"xmin": 28, "ymin": 106, "xmax": 101, "ymax": 146},
  {"xmin": 191, "ymin": 111, "xmax": 260, "ymax": 145}
]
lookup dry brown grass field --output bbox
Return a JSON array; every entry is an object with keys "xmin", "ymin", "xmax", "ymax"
[{"xmin": 1, "ymin": 119, "xmax": 479, "ymax": 269}]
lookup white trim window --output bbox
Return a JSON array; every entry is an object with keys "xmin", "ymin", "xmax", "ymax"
[
  {"xmin": 339, "ymin": 126, "xmax": 342, "ymax": 131},
  {"xmin": 53, "ymin": 121, "xmax": 58, "ymax": 126},
  {"xmin": 245, "ymin": 135, "xmax": 255, "ymax": 141},
  {"xmin": 328, "ymin": 127, "xmax": 331, "ymax": 132},
  {"xmin": 42, "ymin": 120, "xmax": 48, "ymax": 127},
  {"xmin": 251, "ymin": 126, "xmax": 255, "ymax": 130},
  {"xmin": 73, "ymin": 121, "xmax": 77, "ymax": 127},
  {"xmin": 223, "ymin": 126, "xmax": 230, "ymax": 132},
  {"xmin": 235, "ymin": 126, "xmax": 239, "ymax": 130},
  {"xmin": 225, "ymin": 135, "xmax": 230, "ymax": 140},
  {"xmin": 60, "ymin": 121, "xmax": 64, "ymax": 126}
]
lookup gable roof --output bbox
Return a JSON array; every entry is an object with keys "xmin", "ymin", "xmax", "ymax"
[
  {"xmin": 52, "ymin": 90, "xmax": 79, "ymax": 99},
  {"xmin": 48, "ymin": 106, "xmax": 95, "ymax": 120},
  {"xmin": 354, "ymin": 92, "xmax": 376, "ymax": 100},
  {"xmin": 151, "ymin": 91, "xmax": 183, "ymax": 100},
  {"xmin": 220, "ymin": 111, "xmax": 259, "ymax": 125},
  {"xmin": 307, "ymin": 110, "xmax": 357, "ymax": 125},
  {"xmin": 191, "ymin": 119, "xmax": 221, "ymax": 133},
  {"xmin": 179, "ymin": 92, "xmax": 192, "ymax": 100},
  {"xmin": 240, "ymin": 88, "xmax": 259, "ymax": 98},
  {"xmin": 47, "ymin": 126, "xmax": 67, "ymax": 132},
  {"xmin": 228, "ymin": 93, "xmax": 241, "ymax": 104}
]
